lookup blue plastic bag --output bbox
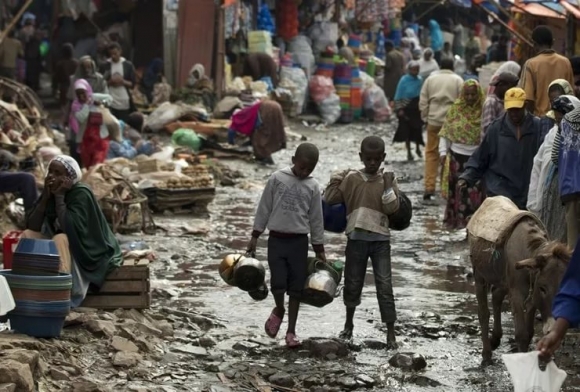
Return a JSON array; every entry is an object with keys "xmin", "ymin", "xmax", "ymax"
[{"xmin": 322, "ymin": 200, "xmax": 347, "ymax": 233}]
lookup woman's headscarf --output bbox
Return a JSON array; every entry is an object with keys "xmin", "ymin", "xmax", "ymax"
[
  {"xmin": 546, "ymin": 80, "xmax": 574, "ymax": 119},
  {"xmin": 49, "ymin": 155, "xmax": 82, "ymax": 184},
  {"xmin": 429, "ymin": 20, "xmax": 443, "ymax": 52},
  {"xmin": 439, "ymin": 79, "xmax": 485, "ymax": 146},
  {"xmin": 394, "ymin": 62, "xmax": 423, "ymax": 101},
  {"xmin": 552, "ymin": 94, "xmax": 580, "ymax": 115},
  {"xmin": 418, "ymin": 49, "xmax": 440, "ymax": 80},
  {"xmin": 76, "ymin": 55, "xmax": 97, "ymax": 78},
  {"xmin": 405, "ymin": 28, "xmax": 421, "ymax": 51},
  {"xmin": 487, "ymin": 61, "xmax": 521, "ymax": 95},
  {"xmin": 549, "ymin": 79, "xmax": 574, "ymax": 96},
  {"xmin": 69, "ymin": 79, "xmax": 93, "ymax": 135},
  {"xmin": 189, "ymin": 64, "xmax": 205, "ymax": 81}
]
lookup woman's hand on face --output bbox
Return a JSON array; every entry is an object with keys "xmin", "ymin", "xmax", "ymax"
[{"xmin": 53, "ymin": 177, "xmax": 73, "ymax": 195}]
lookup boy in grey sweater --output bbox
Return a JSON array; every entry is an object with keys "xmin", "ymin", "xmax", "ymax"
[{"xmin": 247, "ymin": 143, "xmax": 326, "ymax": 348}]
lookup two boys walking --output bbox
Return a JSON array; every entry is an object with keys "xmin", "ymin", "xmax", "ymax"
[{"xmin": 247, "ymin": 137, "xmax": 401, "ymax": 348}]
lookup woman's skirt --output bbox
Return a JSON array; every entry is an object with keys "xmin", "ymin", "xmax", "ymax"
[
  {"xmin": 443, "ymin": 150, "xmax": 484, "ymax": 230},
  {"xmin": 540, "ymin": 165, "xmax": 567, "ymax": 242},
  {"xmin": 393, "ymin": 97, "xmax": 424, "ymax": 145}
]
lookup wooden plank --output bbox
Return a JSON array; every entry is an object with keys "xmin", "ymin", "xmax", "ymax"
[
  {"xmin": 81, "ymin": 294, "xmax": 150, "ymax": 310},
  {"xmin": 98, "ymin": 281, "xmax": 149, "ymax": 294},
  {"xmin": 106, "ymin": 266, "xmax": 149, "ymax": 281}
]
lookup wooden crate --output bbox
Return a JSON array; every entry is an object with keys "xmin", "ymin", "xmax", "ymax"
[{"xmin": 81, "ymin": 265, "xmax": 151, "ymax": 309}]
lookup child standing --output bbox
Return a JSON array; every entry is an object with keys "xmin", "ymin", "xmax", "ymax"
[
  {"xmin": 325, "ymin": 136, "xmax": 400, "ymax": 348},
  {"xmin": 247, "ymin": 143, "xmax": 326, "ymax": 347}
]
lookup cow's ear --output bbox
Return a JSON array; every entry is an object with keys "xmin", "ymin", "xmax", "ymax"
[{"xmin": 515, "ymin": 256, "xmax": 547, "ymax": 270}]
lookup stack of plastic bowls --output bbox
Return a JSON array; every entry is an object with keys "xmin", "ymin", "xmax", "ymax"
[
  {"xmin": 1, "ymin": 238, "xmax": 72, "ymax": 338},
  {"xmin": 12, "ymin": 238, "xmax": 60, "ymax": 276}
]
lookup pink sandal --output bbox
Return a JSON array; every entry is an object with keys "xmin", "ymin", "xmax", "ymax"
[
  {"xmin": 264, "ymin": 311, "xmax": 283, "ymax": 338},
  {"xmin": 285, "ymin": 332, "xmax": 301, "ymax": 348}
]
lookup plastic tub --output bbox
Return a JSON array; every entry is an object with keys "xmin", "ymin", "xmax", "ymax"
[{"xmin": 9, "ymin": 314, "xmax": 66, "ymax": 338}]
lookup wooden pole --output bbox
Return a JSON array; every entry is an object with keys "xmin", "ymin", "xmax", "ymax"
[
  {"xmin": 0, "ymin": 0, "xmax": 34, "ymax": 44},
  {"xmin": 215, "ymin": 0, "xmax": 226, "ymax": 99},
  {"xmin": 416, "ymin": 0, "xmax": 446, "ymax": 21}
]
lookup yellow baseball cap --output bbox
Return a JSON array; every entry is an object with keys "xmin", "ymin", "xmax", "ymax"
[{"xmin": 504, "ymin": 87, "xmax": 527, "ymax": 110}]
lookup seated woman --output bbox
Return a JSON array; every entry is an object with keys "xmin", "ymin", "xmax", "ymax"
[
  {"xmin": 227, "ymin": 100, "xmax": 286, "ymax": 165},
  {"xmin": 23, "ymin": 155, "xmax": 122, "ymax": 307}
]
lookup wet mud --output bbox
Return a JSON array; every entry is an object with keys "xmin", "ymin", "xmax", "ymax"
[{"xmin": 124, "ymin": 122, "xmax": 580, "ymax": 391}]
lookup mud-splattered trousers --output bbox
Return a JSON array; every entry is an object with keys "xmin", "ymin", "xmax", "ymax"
[{"xmin": 343, "ymin": 239, "xmax": 396, "ymax": 324}]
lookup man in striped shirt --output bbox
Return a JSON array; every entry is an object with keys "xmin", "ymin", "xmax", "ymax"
[{"xmin": 481, "ymin": 72, "xmax": 518, "ymax": 138}]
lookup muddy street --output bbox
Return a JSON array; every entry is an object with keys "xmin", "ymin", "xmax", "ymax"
[{"xmin": 131, "ymin": 121, "xmax": 574, "ymax": 392}]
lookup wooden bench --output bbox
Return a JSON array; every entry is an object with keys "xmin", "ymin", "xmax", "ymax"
[{"xmin": 81, "ymin": 263, "xmax": 151, "ymax": 309}]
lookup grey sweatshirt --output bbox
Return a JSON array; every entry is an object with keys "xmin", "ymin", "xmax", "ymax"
[{"xmin": 252, "ymin": 167, "xmax": 325, "ymax": 250}]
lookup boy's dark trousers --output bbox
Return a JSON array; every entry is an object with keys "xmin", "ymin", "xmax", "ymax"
[
  {"xmin": 267, "ymin": 234, "xmax": 309, "ymax": 298},
  {"xmin": 343, "ymin": 239, "xmax": 396, "ymax": 324}
]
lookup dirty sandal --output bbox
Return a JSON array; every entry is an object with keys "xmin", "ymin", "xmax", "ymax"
[
  {"xmin": 285, "ymin": 332, "xmax": 301, "ymax": 348},
  {"xmin": 264, "ymin": 311, "xmax": 283, "ymax": 338}
]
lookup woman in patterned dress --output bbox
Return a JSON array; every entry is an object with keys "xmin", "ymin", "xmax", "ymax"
[{"xmin": 439, "ymin": 79, "xmax": 485, "ymax": 229}]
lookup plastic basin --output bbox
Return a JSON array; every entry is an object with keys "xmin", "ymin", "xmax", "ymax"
[
  {"xmin": 14, "ymin": 238, "xmax": 59, "ymax": 256},
  {"xmin": 9, "ymin": 314, "xmax": 66, "ymax": 338}
]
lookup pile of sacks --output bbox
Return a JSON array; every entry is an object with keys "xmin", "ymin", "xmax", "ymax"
[{"xmin": 308, "ymin": 71, "xmax": 391, "ymax": 125}]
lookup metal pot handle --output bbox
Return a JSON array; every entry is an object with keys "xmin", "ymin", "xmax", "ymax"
[{"xmin": 314, "ymin": 259, "xmax": 341, "ymax": 282}]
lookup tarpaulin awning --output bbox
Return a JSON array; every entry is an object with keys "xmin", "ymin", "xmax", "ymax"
[
  {"xmin": 509, "ymin": 0, "xmax": 566, "ymax": 17},
  {"xmin": 522, "ymin": 0, "xmax": 567, "ymax": 14},
  {"xmin": 561, "ymin": 0, "xmax": 580, "ymax": 17}
]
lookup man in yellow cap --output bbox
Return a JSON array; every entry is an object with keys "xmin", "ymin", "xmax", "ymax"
[{"xmin": 458, "ymin": 87, "xmax": 543, "ymax": 210}]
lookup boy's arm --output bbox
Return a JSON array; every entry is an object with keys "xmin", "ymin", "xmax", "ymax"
[
  {"xmin": 251, "ymin": 177, "xmax": 275, "ymax": 238},
  {"xmin": 309, "ymin": 184, "xmax": 326, "ymax": 258},
  {"xmin": 324, "ymin": 170, "xmax": 349, "ymax": 205},
  {"xmin": 382, "ymin": 174, "xmax": 400, "ymax": 214}
]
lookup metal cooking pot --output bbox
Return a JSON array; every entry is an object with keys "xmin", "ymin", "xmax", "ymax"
[
  {"xmin": 302, "ymin": 269, "xmax": 339, "ymax": 308},
  {"xmin": 248, "ymin": 281, "xmax": 269, "ymax": 301},
  {"xmin": 219, "ymin": 254, "xmax": 246, "ymax": 286},
  {"xmin": 233, "ymin": 256, "xmax": 266, "ymax": 292}
]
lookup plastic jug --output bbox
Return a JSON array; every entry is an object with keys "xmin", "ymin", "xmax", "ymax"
[{"xmin": 0, "ymin": 275, "xmax": 15, "ymax": 316}]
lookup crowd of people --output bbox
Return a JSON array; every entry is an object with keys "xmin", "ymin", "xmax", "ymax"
[{"xmin": 385, "ymin": 24, "xmax": 580, "ymax": 244}]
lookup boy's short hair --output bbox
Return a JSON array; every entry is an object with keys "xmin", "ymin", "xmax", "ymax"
[
  {"xmin": 361, "ymin": 136, "xmax": 385, "ymax": 153},
  {"xmin": 295, "ymin": 142, "xmax": 319, "ymax": 161},
  {"xmin": 107, "ymin": 42, "xmax": 122, "ymax": 53}
]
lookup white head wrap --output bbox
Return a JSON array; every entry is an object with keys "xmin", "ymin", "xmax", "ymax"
[{"xmin": 49, "ymin": 155, "xmax": 82, "ymax": 184}]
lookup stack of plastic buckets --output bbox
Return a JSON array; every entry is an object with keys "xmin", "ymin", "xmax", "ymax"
[{"xmin": 0, "ymin": 238, "xmax": 72, "ymax": 338}]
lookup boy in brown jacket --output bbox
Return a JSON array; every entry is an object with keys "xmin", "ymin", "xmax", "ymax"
[{"xmin": 325, "ymin": 136, "xmax": 400, "ymax": 348}]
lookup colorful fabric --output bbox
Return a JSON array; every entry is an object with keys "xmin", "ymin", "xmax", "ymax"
[
  {"xmin": 443, "ymin": 150, "xmax": 484, "ymax": 229},
  {"xmin": 230, "ymin": 102, "xmax": 261, "ymax": 136},
  {"xmin": 439, "ymin": 79, "xmax": 485, "ymax": 146}
]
